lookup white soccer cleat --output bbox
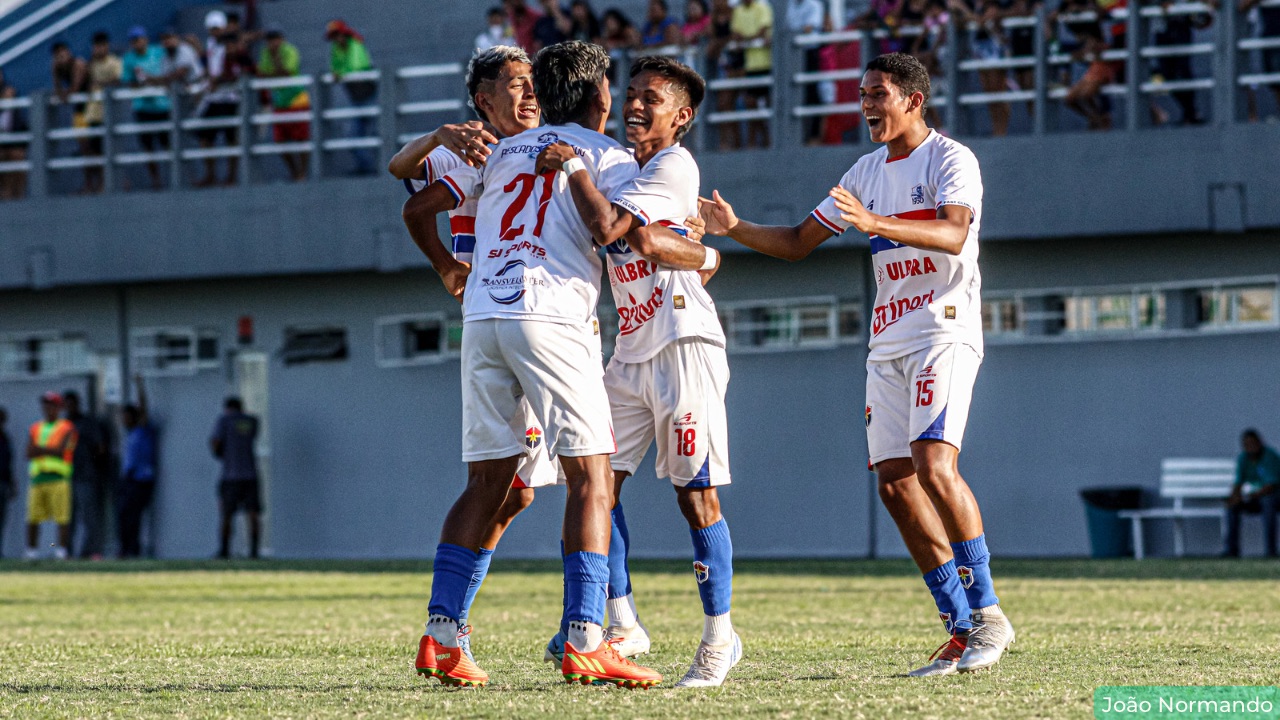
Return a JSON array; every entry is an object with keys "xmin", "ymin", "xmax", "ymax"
[
  {"xmin": 675, "ymin": 632, "xmax": 742, "ymax": 688},
  {"xmin": 907, "ymin": 634, "xmax": 967, "ymax": 677},
  {"xmin": 604, "ymin": 620, "xmax": 651, "ymax": 658},
  {"xmin": 957, "ymin": 605, "xmax": 1015, "ymax": 673}
]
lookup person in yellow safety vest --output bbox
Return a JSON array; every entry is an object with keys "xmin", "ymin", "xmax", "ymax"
[{"xmin": 25, "ymin": 392, "xmax": 77, "ymax": 561}]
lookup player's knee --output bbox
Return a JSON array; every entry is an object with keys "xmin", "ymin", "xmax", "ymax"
[
  {"xmin": 503, "ymin": 487, "xmax": 536, "ymax": 515},
  {"xmin": 913, "ymin": 461, "xmax": 960, "ymax": 496},
  {"xmin": 676, "ymin": 487, "xmax": 721, "ymax": 528}
]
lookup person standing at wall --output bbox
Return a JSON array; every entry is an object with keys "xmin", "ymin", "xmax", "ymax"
[
  {"xmin": 210, "ymin": 397, "xmax": 261, "ymax": 559},
  {"xmin": 121, "ymin": 26, "xmax": 173, "ymax": 189},
  {"xmin": 258, "ymin": 26, "xmax": 312, "ymax": 182},
  {"xmin": 118, "ymin": 375, "xmax": 157, "ymax": 558},
  {"xmin": 730, "ymin": 0, "xmax": 774, "ymax": 148},
  {"xmin": 325, "ymin": 19, "xmax": 376, "ymax": 176},
  {"xmin": 64, "ymin": 391, "xmax": 106, "ymax": 559},
  {"xmin": 83, "ymin": 31, "xmax": 122, "ymax": 194},
  {"xmin": 0, "ymin": 406, "xmax": 14, "ymax": 558},
  {"xmin": 1223, "ymin": 428, "xmax": 1279, "ymax": 558},
  {"xmin": 25, "ymin": 393, "xmax": 78, "ymax": 561}
]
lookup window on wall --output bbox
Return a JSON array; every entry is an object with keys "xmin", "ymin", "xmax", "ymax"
[
  {"xmin": 374, "ymin": 314, "xmax": 462, "ymax": 367},
  {"xmin": 0, "ymin": 333, "xmax": 91, "ymax": 380},
  {"xmin": 1198, "ymin": 284, "xmax": 1278, "ymax": 329},
  {"xmin": 982, "ymin": 298, "xmax": 1022, "ymax": 337},
  {"xmin": 131, "ymin": 328, "xmax": 220, "ymax": 376},
  {"xmin": 1063, "ymin": 290, "xmax": 1165, "ymax": 334},
  {"xmin": 718, "ymin": 297, "xmax": 863, "ymax": 352},
  {"xmin": 282, "ymin": 326, "xmax": 348, "ymax": 366}
]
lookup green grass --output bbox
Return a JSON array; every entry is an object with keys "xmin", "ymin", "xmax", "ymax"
[{"xmin": 2, "ymin": 559, "xmax": 1279, "ymax": 719}]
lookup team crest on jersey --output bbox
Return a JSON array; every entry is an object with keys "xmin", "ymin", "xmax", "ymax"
[
  {"xmin": 911, "ymin": 184, "xmax": 925, "ymax": 205},
  {"xmin": 693, "ymin": 561, "xmax": 710, "ymax": 584},
  {"xmin": 673, "ymin": 295, "xmax": 686, "ymax": 310},
  {"xmin": 957, "ymin": 566, "xmax": 974, "ymax": 589},
  {"xmin": 945, "ymin": 305, "xmax": 956, "ymax": 319},
  {"xmin": 525, "ymin": 426, "xmax": 542, "ymax": 449},
  {"xmin": 538, "ymin": 131, "xmax": 559, "ymax": 145},
  {"xmin": 865, "ymin": 405, "xmax": 872, "ymax": 427}
]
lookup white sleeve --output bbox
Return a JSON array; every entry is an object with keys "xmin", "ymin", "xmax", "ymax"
[
  {"xmin": 425, "ymin": 146, "xmax": 466, "ymax": 184},
  {"xmin": 594, "ymin": 147, "xmax": 640, "ymax": 200},
  {"xmin": 809, "ymin": 164, "xmax": 860, "ymax": 236},
  {"xmin": 437, "ymin": 164, "xmax": 481, "ymax": 209},
  {"xmin": 611, "ymin": 152, "xmax": 691, "ymax": 226},
  {"xmin": 934, "ymin": 145, "xmax": 982, "ymax": 220}
]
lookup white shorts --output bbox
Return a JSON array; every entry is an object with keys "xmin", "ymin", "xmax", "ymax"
[
  {"xmin": 865, "ymin": 343, "xmax": 981, "ymax": 465},
  {"xmin": 512, "ymin": 398, "xmax": 561, "ymax": 488},
  {"xmin": 605, "ymin": 338, "xmax": 731, "ymax": 488},
  {"xmin": 462, "ymin": 318, "xmax": 615, "ymax": 461}
]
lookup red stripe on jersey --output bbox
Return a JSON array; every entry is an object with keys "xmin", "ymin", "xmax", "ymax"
[
  {"xmin": 425, "ymin": 156, "xmax": 434, "ymax": 184},
  {"xmin": 441, "ymin": 175, "xmax": 466, "ymax": 207},
  {"xmin": 886, "ymin": 154, "xmax": 910, "ymax": 163},
  {"xmin": 812, "ymin": 208, "xmax": 843, "ymax": 234},
  {"xmin": 867, "ymin": 208, "xmax": 937, "ymax": 239},
  {"xmin": 450, "ymin": 216, "xmax": 476, "ymax": 235}
]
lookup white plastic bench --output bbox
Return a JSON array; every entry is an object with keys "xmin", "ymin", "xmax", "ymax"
[{"xmin": 1118, "ymin": 458, "xmax": 1233, "ymax": 559}]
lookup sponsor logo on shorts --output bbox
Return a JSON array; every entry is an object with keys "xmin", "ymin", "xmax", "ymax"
[
  {"xmin": 917, "ymin": 365, "xmax": 935, "ymax": 379},
  {"xmin": 693, "ymin": 561, "xmax": 710, "ymax": 584},
  {"xmin": 675, "ymin": 412, "xmax": 696, "ymax": 427},
  {"xmin": 673, "ymin": 295, "xmax": 686, "ymax": 310},
  {"xmin": 911, "ymin": 184, "xmax": 925, "ymax": 205},
  {"xmin": 865, "ymin": 405, "xmax": 872, "ymax": 427},
  {"xmin": 525, "ymin": 426, "xmax": 542, "ymax": 449},
  {"xmin": 945, "ymin": 305, "xmax": 956, "ymax": 319},
  {"xmin": 957, "ymin": 566, "xmax": 974, "ymax": 589}
]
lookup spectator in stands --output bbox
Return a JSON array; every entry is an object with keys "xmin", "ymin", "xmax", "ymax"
[
  {"xmin": 211, "ymin": 397, "xmax": 262, "ymax": 559},
  {"xmin": 194, "ymin": 31, "xmax": 250, "ymax": 187},
  {"xmin": 1241, "ymin": 0, "xmax": 1280, "ymax": 120},
  {"xmin": 1005, "ymin": 0, "xmax": 1038, "ymax": 121},
  {"xmin": 1057, "ymin": 0, "xmax": 1115, "ymax": 130},
  {"xmin": 1223, "ymin": 428, "xmax": 1279, "ymax": 558},
  {"xmin": 683, "ymin": 0, "xmax": 713, "ymax": 44},
  {"xmin": 51, "ymin": 41, "xmax": 88, "ymax": 121},
  {"xmin": 949, "ymin": 0, "xmax": 1012, "ymax": 135},
  {"xmin": 117, "ymin": 374, "xmax": 156, "ymax": 559},
  {"xmin": 600, "ymin": 8, "xmax": 642, "ymax": 80},
  {"xmin": 0, "ymin": 71, "xmax": 29, "ymax": 201},
  {"xmin": 121, "ymin": 26, "xmax": 173, "ymax": 189},
  {"xmin": 258, "ymin": 26, "xmax": 311, "ymax": 182},
  {"xmin": 326, "ymin": 20, "xmax": 377, "ymax": 176},
  {"xmin": 160, "ymin": 29, "xmax": 204, "ymax": 86},
  {"xmin": 1148, "ymin": 0, "xmax": 1211, "ymax": 125},
  {"xmin": 732, "ymin": 0, "xmax": 774, "ymax": 148},
  {"xmin": 787, "ymin": 0, "xmax": 827, "ymax": 143},
  {"xmin": 708, "ymin": 0, "xmax": 744, "ymax": 148},
  {"xmin": 913, "ymin": 0, "xmax": 951, "ymax": 129},
  {"xmin": 477, "ymin": 6, "xmax": 518, "ymax": 51},
  {"xmin": 82, "ymin": 31, "xmax": 121, "ymax": 194},
  {"xmin": 505, "ymin": 0, "xmax": 544, "ymax": 51},
  {"xmin": 534, "ymin": 0, "xmax": 573, "ymax": 49},
  {"xmin": 0, "ymin": 406, "xmax": 14, "ymax": 559},
  {"xmin": 568, "ymin": 0, "xmax": 602, "ymax": 42},
  {"xmin": 64, "ymin": 391, "xmax": 106, "ymax": 559},
  {"xmin": 641, "ymin": 0, "xmax": 683, "ymax": 47},
  {"xmin": 25, "ymin": 392, "xmax": 76, "ymax": 561}
]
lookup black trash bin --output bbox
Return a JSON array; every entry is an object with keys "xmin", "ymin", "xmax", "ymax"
[{"xmin": 1080, "ymin": 486, "xmax": 1145, "ymax": 558}]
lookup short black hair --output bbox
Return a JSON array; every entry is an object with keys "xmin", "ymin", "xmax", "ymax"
[
  {"xmin": 466, "ymin": 45, "xmax": 532, "ymax": 122},
  {"xmin": 1243, "ymin": 428, "xmax": 1262, "ymax": 442},
  {"xmin": 533, "ymin": 40, "xmax": 611, "ymax": 125},
  {"xmin": 225, "ymin": 396, "xmax": 243, "ymax": 411},
  {"xmin": 226, "ymin": 12, "xmax": 241, "ymax": 24},
  {"xmin": 866, "ymin": 52, "xmax": 931, "ymax": 111},
  {"xmin": 488, "ymin": 6, "xmax": 505, "ymax": 16},
  {"xmin": 51, "ymin": 41, "xmax": 69, "ymax": 54},
  {"xmin": 92, "ymin": 31, "xmax": 110, "ymax": 44},
  {"xmin": 629, "ymin": 55, "xmax": 705, "ymax": 142},
  {"xmin": 63, "ymin": 390, "xmax": 80, "ymax": 404}
]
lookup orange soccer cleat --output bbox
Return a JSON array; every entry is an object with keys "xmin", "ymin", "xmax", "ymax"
[
  {"xmin": 415, "ymin": 634, "xmax": 489, "ymax": 688},
  {"xmin": 561, "ymin": 639, "xmax": 662, "ymax": 689}
]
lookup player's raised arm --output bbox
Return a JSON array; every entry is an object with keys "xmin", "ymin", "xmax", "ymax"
[
  {"xmin": 402, "ymin": 183, "xmax": 470, "ymax": 302},
  {"xmin": 387, "ymin": 122, "xmax": 499, "ymax": 179},
  {"xmin": 699, "ymin": 190, "xmax": 833, "ymax": 262},
  {"xmin": 828, "ymin": 186, "xmax": 971, "ymax": 256}
]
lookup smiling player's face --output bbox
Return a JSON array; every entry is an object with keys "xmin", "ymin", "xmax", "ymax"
[
  {"xmin": 860, "ymin": 70, "xmax": 916, "ymax": 145},
  {"xmin": 481, "ymin": 61, "xmax": 540, "ymax": 137},
  {"xmin": 623, "ymin": 71, "xmax": 690, "ymax": 146}
]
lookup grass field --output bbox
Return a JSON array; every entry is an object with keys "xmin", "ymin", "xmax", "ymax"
[{"xmin": 2, "ymin": 558, "xmax": 1279, "ymax": 719}]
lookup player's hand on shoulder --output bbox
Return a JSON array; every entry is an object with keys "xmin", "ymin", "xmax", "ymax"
[
  {"xmin": 830, "ymin": 186, "xmax": 876, "ymax": 234},
  {"xmin": 684, "ymin": 215, "xmax": 706, "ymax": 243},
  {"xmin": 437, "ymin": 121, "xmax": 497, "ymax": 167},
  {"xmin": 697, "ymin": 190, "xmax": 739, "ymax": 236},
  {"xmin": 535, "ymin": 141, "xmax": 578, "ymax": 175}
]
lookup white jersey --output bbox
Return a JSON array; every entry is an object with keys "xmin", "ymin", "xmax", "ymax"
[
  {"xmin": 440, "ymin": 123, "xmax": 638, "ymax": 325},
  {"xmin": 405, "ymin": 146, "xmax": 477, "ymax": 264},
  {"xmin": 811, "ymin": 130, "xmax": 984, "ymax": 361},
  {"xmin": 606, "ymin": 144, "xmax": 725, "ymax": 363}
]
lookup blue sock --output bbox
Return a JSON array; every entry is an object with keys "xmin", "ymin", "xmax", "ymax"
[
  {"xmin": 690, "ymin": 519, "xmax": 733, "ymax": 617},
  {"xmin": 606, "ymin": 504, "xmax": 632, "ymax": 599},
  {"xmin": 563, "ymin": 551, "xmax": 609, "ymax": 626},
  {"xmin": 559, "ymin": 540, "xmax": 570, "ymax": 637},
  {"xmin": 427, "ymin": 543, "xmax": 479, "ymax": 621},
  {"xmin": 459, "ymin": 547, "xmax": 494, "ymax": 623},
  {"xmin": 923, "ymin": 559, "xmax": 972, "ymax": 634},
  {"xmin": 951, "ymin": 534, "xmax": 999, "ymax": 609}
]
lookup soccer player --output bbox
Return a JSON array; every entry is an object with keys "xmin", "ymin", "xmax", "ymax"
[
  {"xmin": 698, "ymin": 52, "xmax": 1014, "ymax": 676},
  {"xmin": 535, "ymin": 56, "xmax": 740, "ymax": 687},
  {"xmin": 405, "ymin": 40, "xmax": 713, "ymax": 688},
  {"xmin": 392, "ymin": 46, "xmax": 558, "ymax": 664}
]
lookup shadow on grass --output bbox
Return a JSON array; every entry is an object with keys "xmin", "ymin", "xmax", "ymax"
[{"xmin": 2, "ymin": 557, "xmax": 1278, "ymax": 581}]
